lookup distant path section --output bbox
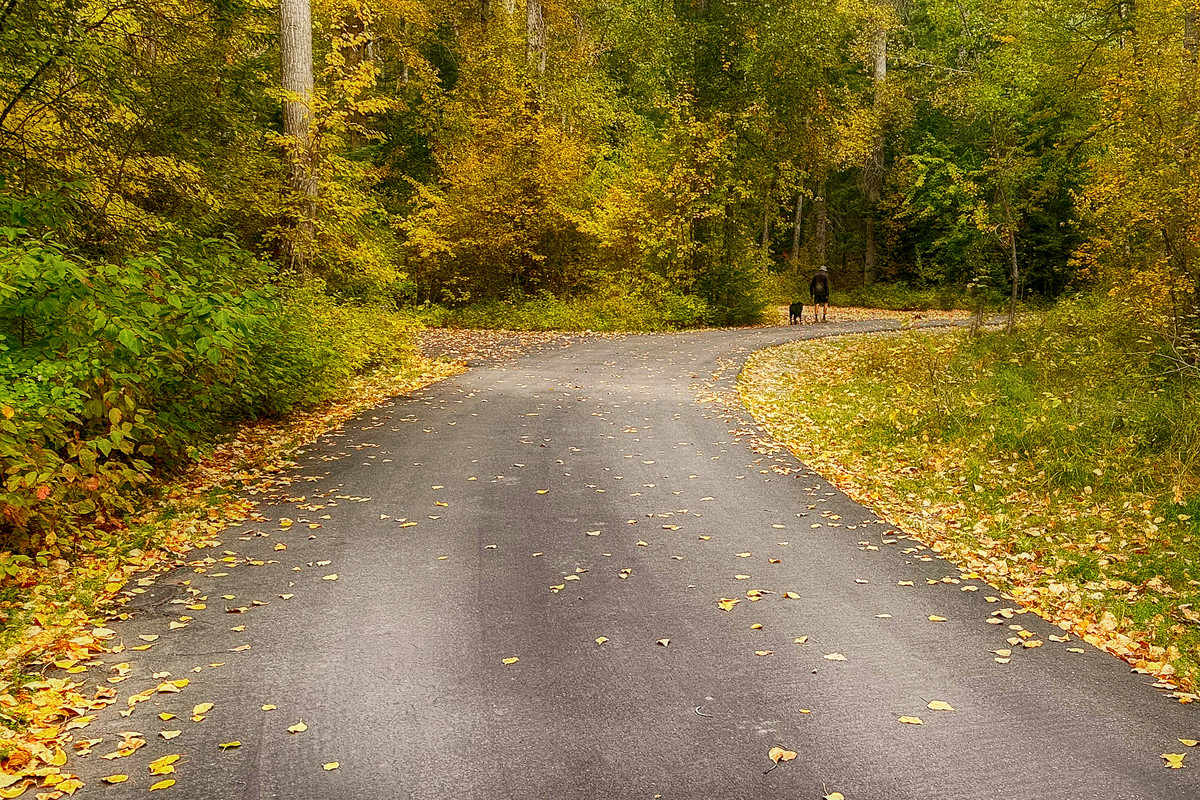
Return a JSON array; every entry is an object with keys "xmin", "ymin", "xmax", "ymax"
[{"xmin": 72, "ymin": 318, "xmax": 1197, "ymax": 800}]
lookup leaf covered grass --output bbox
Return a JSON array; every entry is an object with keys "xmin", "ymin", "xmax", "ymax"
[{"xmin": 739, "ymin": 296, "xmax": 1200, "ymax": 689}]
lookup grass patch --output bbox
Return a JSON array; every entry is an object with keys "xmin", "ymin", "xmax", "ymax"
[{"xmin": 739, "ymin": 294, "xmax": 1200, "ymax": 688}]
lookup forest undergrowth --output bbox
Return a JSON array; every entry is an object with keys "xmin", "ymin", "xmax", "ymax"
[{"xmin": 740, "ymin": 297, "xmax": 1200, "ymax": 691}]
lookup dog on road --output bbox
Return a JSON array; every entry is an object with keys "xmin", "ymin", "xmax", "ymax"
[{"xmin": 788, "ymin": 301, "xmax": 804, "ymax": 325}]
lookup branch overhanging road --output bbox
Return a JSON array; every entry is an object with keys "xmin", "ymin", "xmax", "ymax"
[{"xmin": 74, "ymin": 320, "xmax": 1200, "ymax": 799}]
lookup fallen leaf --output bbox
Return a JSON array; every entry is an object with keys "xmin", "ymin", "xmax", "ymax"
[
  {"xmin": 898, "ymin": 716, "xmax": 924, "ymax": 725},
  {"xmin": 102, "ymin": 775, "xmax": 129, "ymax": 784},
  {"xmin": 656, "ymin": 638, "xmax": 670, "ymax": 647},
  {"xmin": 782, "ymin": 591, "xmax": 801, "ymax": 599},
  {"xmin": 823, "ymin": 652, "xmax": 847, "ymax": 661},
  {"xmin": 160, "ymin": 731, "xmax": 182, "ymax": 740},
  {"xmin": 794, "ymin": 636, "xmax": 809, "ymax": 644},
  {"xmin": 767, "ymin": 746, "xmax": 797, "ymax": 763},
  {"xmin": 218, "ymin": 741, "xmax": 241, "ymax": 750},
  {"xmin": 717, "ymin": 598, "xmax": 741, "ymax": 611},
  {"xmin": 927, "ymin": 700, "xmax": 956, "ymax": 712},
  {"xmin": 502, "ymin": 657, "xmax": 519, "ymax": 665},
  {"xmin": 735, "ymin": 552, "xmax": 752, "ymax": 558},
  {"xmin": 1180, "ymin": 739, "xmax": 1199, "ymax": 747},
  {"xmin": 755, "ymin": 650, "xmax": 773, "ymax": 656},
  {"xmin": 322, "ymin": 574, "xmax": 338, "ymax": 581},
  {"xmin": 150, "ymin": 779, "xmax": 176, "ymax": 791},
  {"xmin": 1162, "ymin": 752, "xmax": 1186, "ymax": 768},
  {"xmin": 192, "ymin": 702, "xmax": 214, "ymax": 716},
  {"xmin": 595, "ymin": 637, "xmax": 609, "ymax": 645},
  {"xmin": 149, "ymin": 754, "xmax": 181, "ymax": 775},
  {"xmin": 288, "ymin": 719, "xmax": 308, "ymax": 734},
  {"xmin": 928, "ymin": 615, "xmax": 947, "ymax": 622},
  {"xmin": 824, "ymin": 793, "xmax": 845, "ymax": 800},
  {"xmin": 323, "ymin": 762, "xmax": 340, "ymax": 771},
  {"xmin": 262, "ymin": 704, "xmax": 277, "ymax": 711},
  {"xmin": 734, "ymin": 574, "xmax": 750, "ymax": 580}
]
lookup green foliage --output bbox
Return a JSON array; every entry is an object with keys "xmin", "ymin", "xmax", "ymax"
[
  {"xmin": 413, "ymin": 284, "xmax": 713, "ymax": 331},
  {"xmin": 833, "ymin": 282, "xmax": 972, "ymax": 311},
  {"xmin": 0, "ymin": 233, "xmax": 419, "ymax": 555}
]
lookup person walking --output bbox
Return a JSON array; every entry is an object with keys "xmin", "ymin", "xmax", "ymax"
[{"xmin": 810, "ymin": 266, "xmax": 830, "ymax": 322}]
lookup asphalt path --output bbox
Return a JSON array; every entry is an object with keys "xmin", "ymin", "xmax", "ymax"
[{"xmin": 73, "ymin": 320, "xmax": 1200, "ymax": 799}]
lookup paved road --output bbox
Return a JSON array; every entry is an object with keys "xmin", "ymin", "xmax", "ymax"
[{"xmin": 75, "ymin": 321, "xmax": 1200, "ymax": 799}]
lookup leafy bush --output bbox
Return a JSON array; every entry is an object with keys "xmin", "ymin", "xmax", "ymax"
[
  {"xmin": 413, "ymin": 283, "xmax": 714, "ymax": 331},
  {"xmin": 833, "ymin": 282, "xmax": 972, "ymax": 311},
  {"xmin": 0, "ymin": 232, "xmax": 420, "ymax": 557}
]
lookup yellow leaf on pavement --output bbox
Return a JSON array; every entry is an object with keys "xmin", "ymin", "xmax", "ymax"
[
  {"xmin": 192, "ymin": 703, "xmax": 214, "ymax": 716},
  {"xmin": 823, "ymin": 793, "xmax": 845, "ymax": 800},
  {"xmin": 150, "ymin": 779, "xmax": 176, "ymax": 791},
  {"xmin": 262, "ymin": 704, "xmax": 277, "ymax": 711},
  {"xmin": 323, "ymin": 762, "xmax": 340, "ymax": 771},
  {"xmin": 218, "ymin": 741, "xmax": 241, "ymax": 751},
  {"xmin": 595, "ymin": 637, "xmax": 609, "ymax": 645},
  {"xmin": 502, "ymin": 657, "xmax": 519, "ymax": 665},
  {"xmin": 1180, "ymin": 739, "xmax": 1199, "ymax": 747},
  {"xmin": 102, "ymin": 775, "xmax": 129, "ymax": 784},
  {"xmin": 898, "ymin": 716, "xmax": 924, "ymax": 725},
  {"xmin": 717, "ymin": 598, "xmax": 740, "ymax": 611},
  {"xmin": 927, "ymin": 701, "xmax": 956, "ymax": 712},
  {"xmin": 782, "ymin": 591, "xmax": 801, "ymax": 599},
  {"xmin": 1163, "ymin": 753, "xmax": 1186, "ymax": 768},
  {"xmin": 656, "ymin": 638, "xmax": 670, "ymax": 647},
  {"xmin": 288, "ymin": 719, "xmax": 308, "ymax": 734},
  {"xmin": 322, "ymin": 574, "xmax": 338, "ymax": 581},
  {"xmin": 160, "ymin": 731, "xmax": 182, "ymax": 740},
  {"xmin": 767, "ymin": 746, "xmax": 797, "ymax": 764},
  {"xmin": 823, "ymin": 652, "xmax": 847, "ymax": 661},
  {"xmin": 928, "ymin": 615, "xmax": 947, "ymax": 622}
]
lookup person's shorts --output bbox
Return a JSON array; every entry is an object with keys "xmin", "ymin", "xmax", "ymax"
[{"xmin": 813, "ymin": 292, "xmax": 829, "ymax": 304}]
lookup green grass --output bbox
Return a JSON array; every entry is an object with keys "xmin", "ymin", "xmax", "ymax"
[{"xmin": 739, "ymin": 293, "xmax": 1200, "ymax": 686}]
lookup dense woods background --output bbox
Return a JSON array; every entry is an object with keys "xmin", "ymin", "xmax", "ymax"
[{"xmin": 0, "ymin": 0, "xmax": 1198, "ymax": 555}]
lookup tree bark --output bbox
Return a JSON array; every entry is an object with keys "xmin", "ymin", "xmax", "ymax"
[
  {"xmin": 815, "ymin": 177, "xmax": 827, "ymax": 267},
  {"xmin": 792, "ymin": 193, "xmax": 803, "ymax": 264},
  {"xmin": 862, "ymin": 18, "xmax": 887, "ymax": 287},
  {"xmin": 526, "ymin": 0, "xmax": 546, "ymax": 74},
  {"xmin": 280, "ymin": 0, "xmax": 317, "ymax": 276}
]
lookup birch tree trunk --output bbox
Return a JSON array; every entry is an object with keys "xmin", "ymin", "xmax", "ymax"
[{"xmin": 280, "ymin": 0, "xmax": 317, "ymax": 275}]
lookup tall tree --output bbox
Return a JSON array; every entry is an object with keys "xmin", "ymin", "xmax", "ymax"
[{"xmin": 281, "ymin": 0, "xmax": 318, "ymax": 274}]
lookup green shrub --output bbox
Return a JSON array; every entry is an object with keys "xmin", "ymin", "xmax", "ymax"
[
  {"xmin": 834, "ymin": 282, "xmax": 971, "ymax": 311},
  {"xmin": 0, "ymin": 232, "xmax": 420, "ymax": 556}
]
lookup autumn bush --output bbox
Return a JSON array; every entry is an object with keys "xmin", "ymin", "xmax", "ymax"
[
  {"xmin": 415, "ymin": 284, "xmax": 715, "ymax": 331},
  {"xmin": 0, "ymin": 233, "xmax": 420, "ymax": 561}
]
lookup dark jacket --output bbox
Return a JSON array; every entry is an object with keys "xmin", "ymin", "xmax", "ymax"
[{"xmin": 810, "ymin": 272, "xmax": 829, "ymax": 299}]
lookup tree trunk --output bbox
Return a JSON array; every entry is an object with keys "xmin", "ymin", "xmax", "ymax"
[
  {"xmin": 792, "ymin": 193, "xmax": 803, "ymax": 264},
  {"xmin": 1187, "ymin": 9, "xmax": 1199, "ymax": 65},
  {"xmin": 862, "ymin": 19, "xmax": 887, "ymax": 287},
  {"xmin": 815, "ymin": 177, "xmax": 827, "ymax": 266},
  {"xmin": 280, "ymin": 0, "xmax": 317, "ymax": 276},
  {"xmin": 526, "ymin": 0, "xmax": 546, "ymax": 74}
]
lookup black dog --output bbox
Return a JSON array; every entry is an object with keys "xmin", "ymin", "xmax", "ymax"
[{"xmin": 789, "ymin": 301, "xmax": 804, "ymax": 325}]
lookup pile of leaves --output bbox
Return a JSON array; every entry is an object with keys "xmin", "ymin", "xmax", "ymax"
[{"xmin": 739, "ymin": 298, "xmax": 1200, "ymax": 690}]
